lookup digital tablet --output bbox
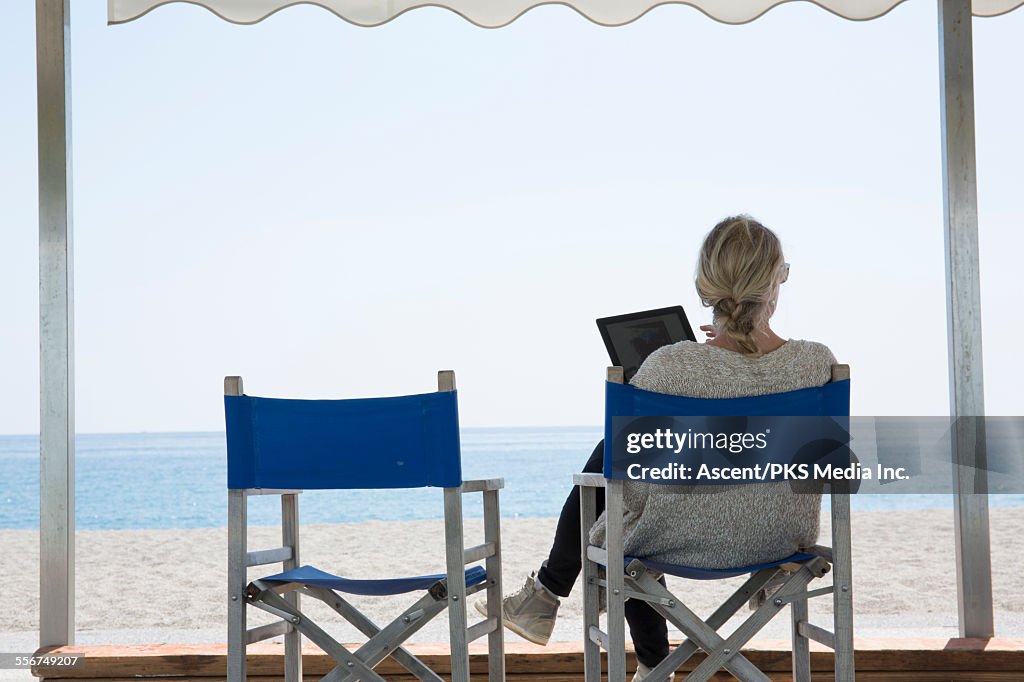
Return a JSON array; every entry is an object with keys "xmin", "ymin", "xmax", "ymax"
[{"xmin": 596, "ymin": 306, "xmax": 697, "ymax": 381}]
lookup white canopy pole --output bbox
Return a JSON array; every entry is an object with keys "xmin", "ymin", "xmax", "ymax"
[
  {"xmin": 938, "ymin": 0, "xmax": 994, "ymax": 639},
  {"xmin": 37, "ymin": 0, "xmax": 76, "ymax": 648}
]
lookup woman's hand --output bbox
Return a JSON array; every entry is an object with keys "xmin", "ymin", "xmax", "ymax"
[{"xmin": 699, "ymin": 324, "xmax": 717, "ymax": 340}]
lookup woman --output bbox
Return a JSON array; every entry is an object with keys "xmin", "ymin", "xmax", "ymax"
[{"xmin": 479, "ymin": 215, "xmax": 836, "ymax": 681}]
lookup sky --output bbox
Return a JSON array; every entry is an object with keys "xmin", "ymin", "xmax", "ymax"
[{"xmin": 0, "ymin": 1, "xmax": 1022, "ymax": 434}]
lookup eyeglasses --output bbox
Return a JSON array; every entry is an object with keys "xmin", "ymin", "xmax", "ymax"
[{"xmin": 779, "ymin": 262, "xmax": 790, "ymax": 283}]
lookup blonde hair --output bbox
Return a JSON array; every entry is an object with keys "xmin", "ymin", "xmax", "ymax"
[{"xmin": 696, "ymin": 215, "xmax": 784, "ymax": 357}]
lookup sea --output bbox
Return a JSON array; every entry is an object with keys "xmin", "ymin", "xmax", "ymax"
[{"xmin": 1, "ymin": 429, "xmax": 1022, "ymax": 531}]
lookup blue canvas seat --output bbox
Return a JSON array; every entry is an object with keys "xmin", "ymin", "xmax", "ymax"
[
  {"xmin": 259, "ymin": 564, "xmax": 488, "ymax": 596},
  {"xmin": 578, "ymin": 365, "xmax": 854, "ymax": 682},
  {"xmin": 622, "ymin": 553, "xmax": 816, "ymax": 581},
  {"xmin": 225, "ymin": 371, "xmax": 505, "ymax": 682}
]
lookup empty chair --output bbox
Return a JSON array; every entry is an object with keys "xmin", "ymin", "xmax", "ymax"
[{"xmin": 224, "ymin": 371, "xmax": 505, "ymax": 682}]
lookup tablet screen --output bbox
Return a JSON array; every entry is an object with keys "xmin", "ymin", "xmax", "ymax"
[{"xmin": 597, "ymin": 306, "xmax": 696, "ymax": 380}]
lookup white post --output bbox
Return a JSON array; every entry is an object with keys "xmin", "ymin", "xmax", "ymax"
[
  {"xmin": 938, "ymin": 0, "xmax": 994, "ymax": 638},
  {"xmin": 37, "ymin": 0, "xmax": 75, "ymax": 648}
]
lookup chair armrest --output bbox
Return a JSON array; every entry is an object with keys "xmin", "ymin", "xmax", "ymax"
[
  {"xmin": 461, "ymin": 478, "xmax": 504, "ymax": 493},
  {"xmin": 239, "ymin": 488, "xmax": 303, "ymax": 496},
  {"xmin": 808, "ymin": 544, "xmax": 833, "ymax": 563},
  {"xmin": 573, "ymin": 473, "xmax": 607, "ymax": 487}
]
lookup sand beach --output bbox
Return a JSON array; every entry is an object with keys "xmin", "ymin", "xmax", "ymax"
[{"xmin": 4, "ymin": 506, "xmax": 1024, "ymax": 656}]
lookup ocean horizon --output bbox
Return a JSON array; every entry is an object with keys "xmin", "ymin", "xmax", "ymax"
[{"xmin": 2, "ymin": 429, "xmax": 1022, "ymax": 531}]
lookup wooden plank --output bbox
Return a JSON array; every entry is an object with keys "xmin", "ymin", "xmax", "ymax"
[
  {"xmin": 224, "ymin": 376, "xmax": 243, "ymax": 396},
  {"xmin": 830, "ymin": 364, "xmax": 850, "ymax": 382},
  {"xmin": 572, "ymin": 473, "xmax": 605, "ymax": 488},
  {"xmin": 579, "ymin": 484, "xmax": 601, "ymax": 682},
  {"xmin": 35, "ymin": 673, "xmax": 1024, "ymax": 682},
  {"xmin": 246, "ymin": 547, "xmax": 292, "ymax": 567},
  {"xmin": 442, "ymin": 486, "xmax": 469, "ymax": 682},
  {"xmin": 459, "ymin": 478, "xmax": 504, "ymax": 493},
  {"xmin": 32, "ymin": 641, "xmax": 1024, "ymax": 678},
  {"xmin": 37, "ymin": 644, "xmax": 600, "ymax": 678},
  {"xmin": 246, "ymin": 621, "xmax": 291, "ymax": 645},
  {"xmin": 462, "ymin": 542, "xmax": 495, "ymax": 564},
  {"xmin": 482, "ymin": 487, "xmax": 505, "ymax": 682},
  {"xmin": 437, "ymin": 370, "xmax": 456, "ymax": 392},
  {"xmin": 280, "ymin": 493, "xmax": 301, "ymax": 682},
  {"xmin": 604, "ymin": 478, "xmax": 627, "ymax": 682},
  {"xmin": 227, "ymin": 489, "xmax": 247, "ymax": 682},
  {"xmin": 29, "ymin": 638, "xmax": 1024, "ymax": 671}
]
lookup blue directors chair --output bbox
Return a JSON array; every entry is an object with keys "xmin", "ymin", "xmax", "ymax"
[
  {"xmin": 578, "ymin": 365, "xmax": 854, "ymax": 682},
  {"xmin": 224, "ymin": 371, "xmax": 505, "ymax": 682}
]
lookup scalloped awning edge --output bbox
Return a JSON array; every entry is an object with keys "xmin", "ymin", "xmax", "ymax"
[{"xmin": 107, "ymin": 0, "xmax": 1024, "ymax": 28}]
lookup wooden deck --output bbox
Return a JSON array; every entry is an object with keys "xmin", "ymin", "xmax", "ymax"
[{"xmin": 32, "ymin": 639, "xmax": 1024, "ymax": 682}]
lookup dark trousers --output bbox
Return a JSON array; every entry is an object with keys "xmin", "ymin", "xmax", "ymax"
[{"xmin": 537, "ymin": 440, "xmax": 669, "ymax": 669}]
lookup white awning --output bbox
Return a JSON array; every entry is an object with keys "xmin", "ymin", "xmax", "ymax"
[{"xmin": 108, "ymin": 0, "xmax": 1024, "ymax": 27}]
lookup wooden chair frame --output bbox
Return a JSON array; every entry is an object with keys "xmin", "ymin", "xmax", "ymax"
[
  {"xmin": 578, "ymin": 364, "xmax": 854, "ymax": 682},
  {"xmin": 225, "ymin": 371, "xmax": 506, "ymax": 682}
]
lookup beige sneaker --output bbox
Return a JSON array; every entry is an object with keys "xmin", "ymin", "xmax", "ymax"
[
  {"xmin": 632, "ymin": 662, "xmax": 675, "ymax": 682},
  {"xmin": 473, "ymin": 572, "xmax": 559, "ymax": 645}
]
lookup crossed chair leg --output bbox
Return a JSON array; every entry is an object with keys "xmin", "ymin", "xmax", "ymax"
[
  {"xmin": 245, "ymin": 577, "xmax": 490, "ymax": 682},
  {"xmin": 611, "ymin": 557, "xmax": 832, "ymax": 682}
]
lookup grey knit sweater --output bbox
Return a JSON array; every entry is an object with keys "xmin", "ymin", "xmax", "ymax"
[{"xmin": 589, "ymin": 339, "xmax": 837, "ymax": 569}]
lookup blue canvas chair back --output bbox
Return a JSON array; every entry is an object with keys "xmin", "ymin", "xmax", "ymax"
[
  {"xmin": 225, "ymin": 390, "xmax": 462, "ymax": 490},
  {"xmin": 603, "ymin": 379, "xmax": 850, "ymax": 478}
]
